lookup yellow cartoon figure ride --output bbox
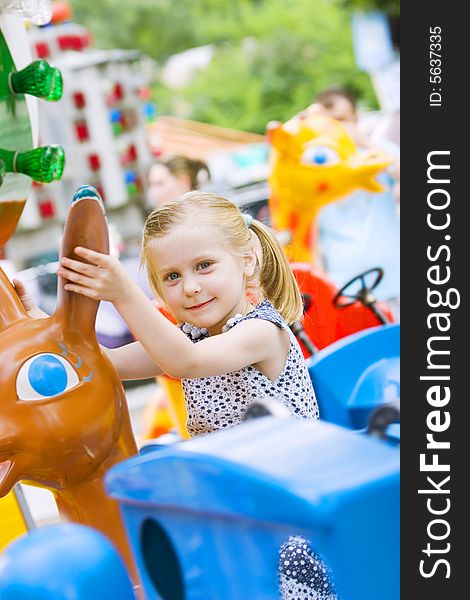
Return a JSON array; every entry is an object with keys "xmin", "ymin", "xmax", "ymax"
[{"xmin": 267, "ymin": 113, "xmax": 392, "ymax": 262}]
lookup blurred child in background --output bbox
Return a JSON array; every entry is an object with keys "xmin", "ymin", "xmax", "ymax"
[
  {"xmin": 307, "ymin": 87, "xmax": 400, "ymax": 319},
  {"xmin": 147, "ymin": 155, "xmax": 211, "ymax": 208}
]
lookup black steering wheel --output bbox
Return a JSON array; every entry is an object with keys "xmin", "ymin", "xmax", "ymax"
[
  {"xmin": 367, "ymin": 401, "xmax": 400, "ymax": 441},
  {"xmin": 333, "ymin": 267, "xmax": 389, "ymax": 324}
]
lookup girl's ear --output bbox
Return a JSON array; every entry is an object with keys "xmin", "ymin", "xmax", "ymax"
[{"xmin": 243, "ymin": 248, "xmax": 257, "ymax": 279}]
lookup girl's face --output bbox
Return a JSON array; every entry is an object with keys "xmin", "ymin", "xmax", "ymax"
[
  {"xmin": 147, "ymin": 164, "xmax": 191, "ymax": 207},
  {"xmin": 149, "ymin": 223, "xmax": 255, "ymax": 335}
]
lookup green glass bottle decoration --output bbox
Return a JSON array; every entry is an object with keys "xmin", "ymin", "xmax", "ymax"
[
  {"xmin": 0, "ymin": 159, "xmax": 6, "ymax": 186},
  {"xmin": 46, "ymin": 67, "xmax": 63, "ymax": 102},
  {"xmin": 0, "ymin": 145, "xmax": 65, "ymax": 183},
  {"xmin": 9, "ymin": 60, "xmax": 62, "ymax": 101}
]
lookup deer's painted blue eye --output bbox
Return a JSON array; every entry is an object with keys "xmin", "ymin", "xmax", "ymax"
[
  {"xmin": 301, "ymin": 145, "xmax": 339, "ymax": 166},
  {"xmin": 16, "ymin": 353, "xmax": 80, "ymax": 401}
]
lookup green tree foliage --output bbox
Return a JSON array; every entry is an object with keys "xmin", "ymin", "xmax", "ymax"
[
  {"xmin": 69, "ymin": 0, "xmax": 248, "ymax": 58},
  {"xmin": 339, "ymin": 0, "xmax": 399, "ymax": 18},
  {"xmin": 69, "ymin": 0, "xmax": 379, "ymax": 133}
]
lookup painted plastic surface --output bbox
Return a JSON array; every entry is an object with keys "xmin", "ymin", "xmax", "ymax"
[
  {"xmin": 292, "ymin": 262, "xmax": 394, "ymax": 355},
  {"xmin": 0, "ymin": 489, "xmax": 28, "ymax": 551},
  {"xmin": 307, "ymin": 323, "xmax": 400, "ymax": 429},
  {"xmin": 106, "ymin": 417, "xmax": 399, "ymax": 600},
  {"xmin": 0, "ymin": 523, "xmax": 136, "ymax": 599},
  {"xmin": 268, "ymin": 113, "xmax": 391, "ymax": 261},
  {"xmin": 0, "ymin": 186, "xmax": 140, "ymax": 588}
]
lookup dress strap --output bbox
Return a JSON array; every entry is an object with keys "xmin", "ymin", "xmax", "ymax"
[{"xmin": 239, "ymin": 300, "xmax": 286, "ymax": 331}]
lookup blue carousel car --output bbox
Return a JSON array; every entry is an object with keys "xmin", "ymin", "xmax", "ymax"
[{"xmin": 1, "ymin": 416, "xmax": 399, "ymax": 600}]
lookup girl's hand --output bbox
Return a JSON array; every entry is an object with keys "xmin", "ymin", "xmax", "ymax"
[
  {"xmin": 12, "ymin": 278, "xmax": 49, "ymax": 318},
  {"xmin": 57, "ymin": 246, "xmax": 132, "ymax": 305}
]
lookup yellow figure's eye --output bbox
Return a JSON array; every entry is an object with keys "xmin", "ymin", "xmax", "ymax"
[
  {"xmin": 16, "ymin": 353, "xmax": 80, "ymax": 401},
  {"xmin": 301, "ymin": 145, "xmax": 340, "ymax": 166}
]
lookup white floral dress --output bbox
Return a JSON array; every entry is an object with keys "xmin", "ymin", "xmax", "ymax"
[{"xmin": 181, "ymin": 299, "xmax": 319, "ymax": 437}]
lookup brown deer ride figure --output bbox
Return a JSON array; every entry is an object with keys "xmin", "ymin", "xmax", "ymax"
[{"xmin": 0, "ymin": 186, "xmax": 141, "ymax": 594}]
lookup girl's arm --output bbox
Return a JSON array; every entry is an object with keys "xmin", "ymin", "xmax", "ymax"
[
  {"xmin": 103, "ymin": 342, "xmax": 163, "ymax": 380},
  {"xmin": 59, "ymin": 247, "xmax": 285, "ymax": 379},
  {"xmin": 112, "ymin": 291, "xmax": 283, "ymax": 379}
]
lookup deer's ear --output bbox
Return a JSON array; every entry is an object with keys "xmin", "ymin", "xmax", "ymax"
[{"xmin": 53, "ymin": 186, "xmax": 109, "ymax": 338}]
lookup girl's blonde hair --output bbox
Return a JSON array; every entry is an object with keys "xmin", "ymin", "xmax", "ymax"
[{"xmin": 141, "ymin": 191, "xmax": 303, "ymax": 324}]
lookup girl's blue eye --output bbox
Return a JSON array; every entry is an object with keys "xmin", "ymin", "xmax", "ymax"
[
  {"xmin": 197, "ymin": 261, "xmax": 211, "ymax": 270},
  {"xmin": 16, "ymin": 353, "xmax": 80, "ymax": 401},
  {"xmin": 167, "ymin": 272, "xmax": 180, "ymax": 281},
  {"xmin": 301, "ymin": 145, "xmax": 340, "ymax": 166}
]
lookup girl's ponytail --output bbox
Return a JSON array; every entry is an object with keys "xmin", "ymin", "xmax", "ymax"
[{"xmin": 250, "ymin": 220, "xmax": 303, "ymax": 324}]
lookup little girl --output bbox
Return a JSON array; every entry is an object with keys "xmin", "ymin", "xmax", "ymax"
[{"xmin": 53, "ymin": 191, "xmax": 337, "ymax": 599}]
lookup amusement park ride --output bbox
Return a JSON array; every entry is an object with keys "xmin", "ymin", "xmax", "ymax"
[{"xmin": 0, "ymin": 4, "xmax": 399, "ymax": 600}]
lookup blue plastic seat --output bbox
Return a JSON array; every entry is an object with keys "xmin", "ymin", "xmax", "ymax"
[{"xmin": 307, "ymin": 323, "xmax": 400, "ymax": 429}]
